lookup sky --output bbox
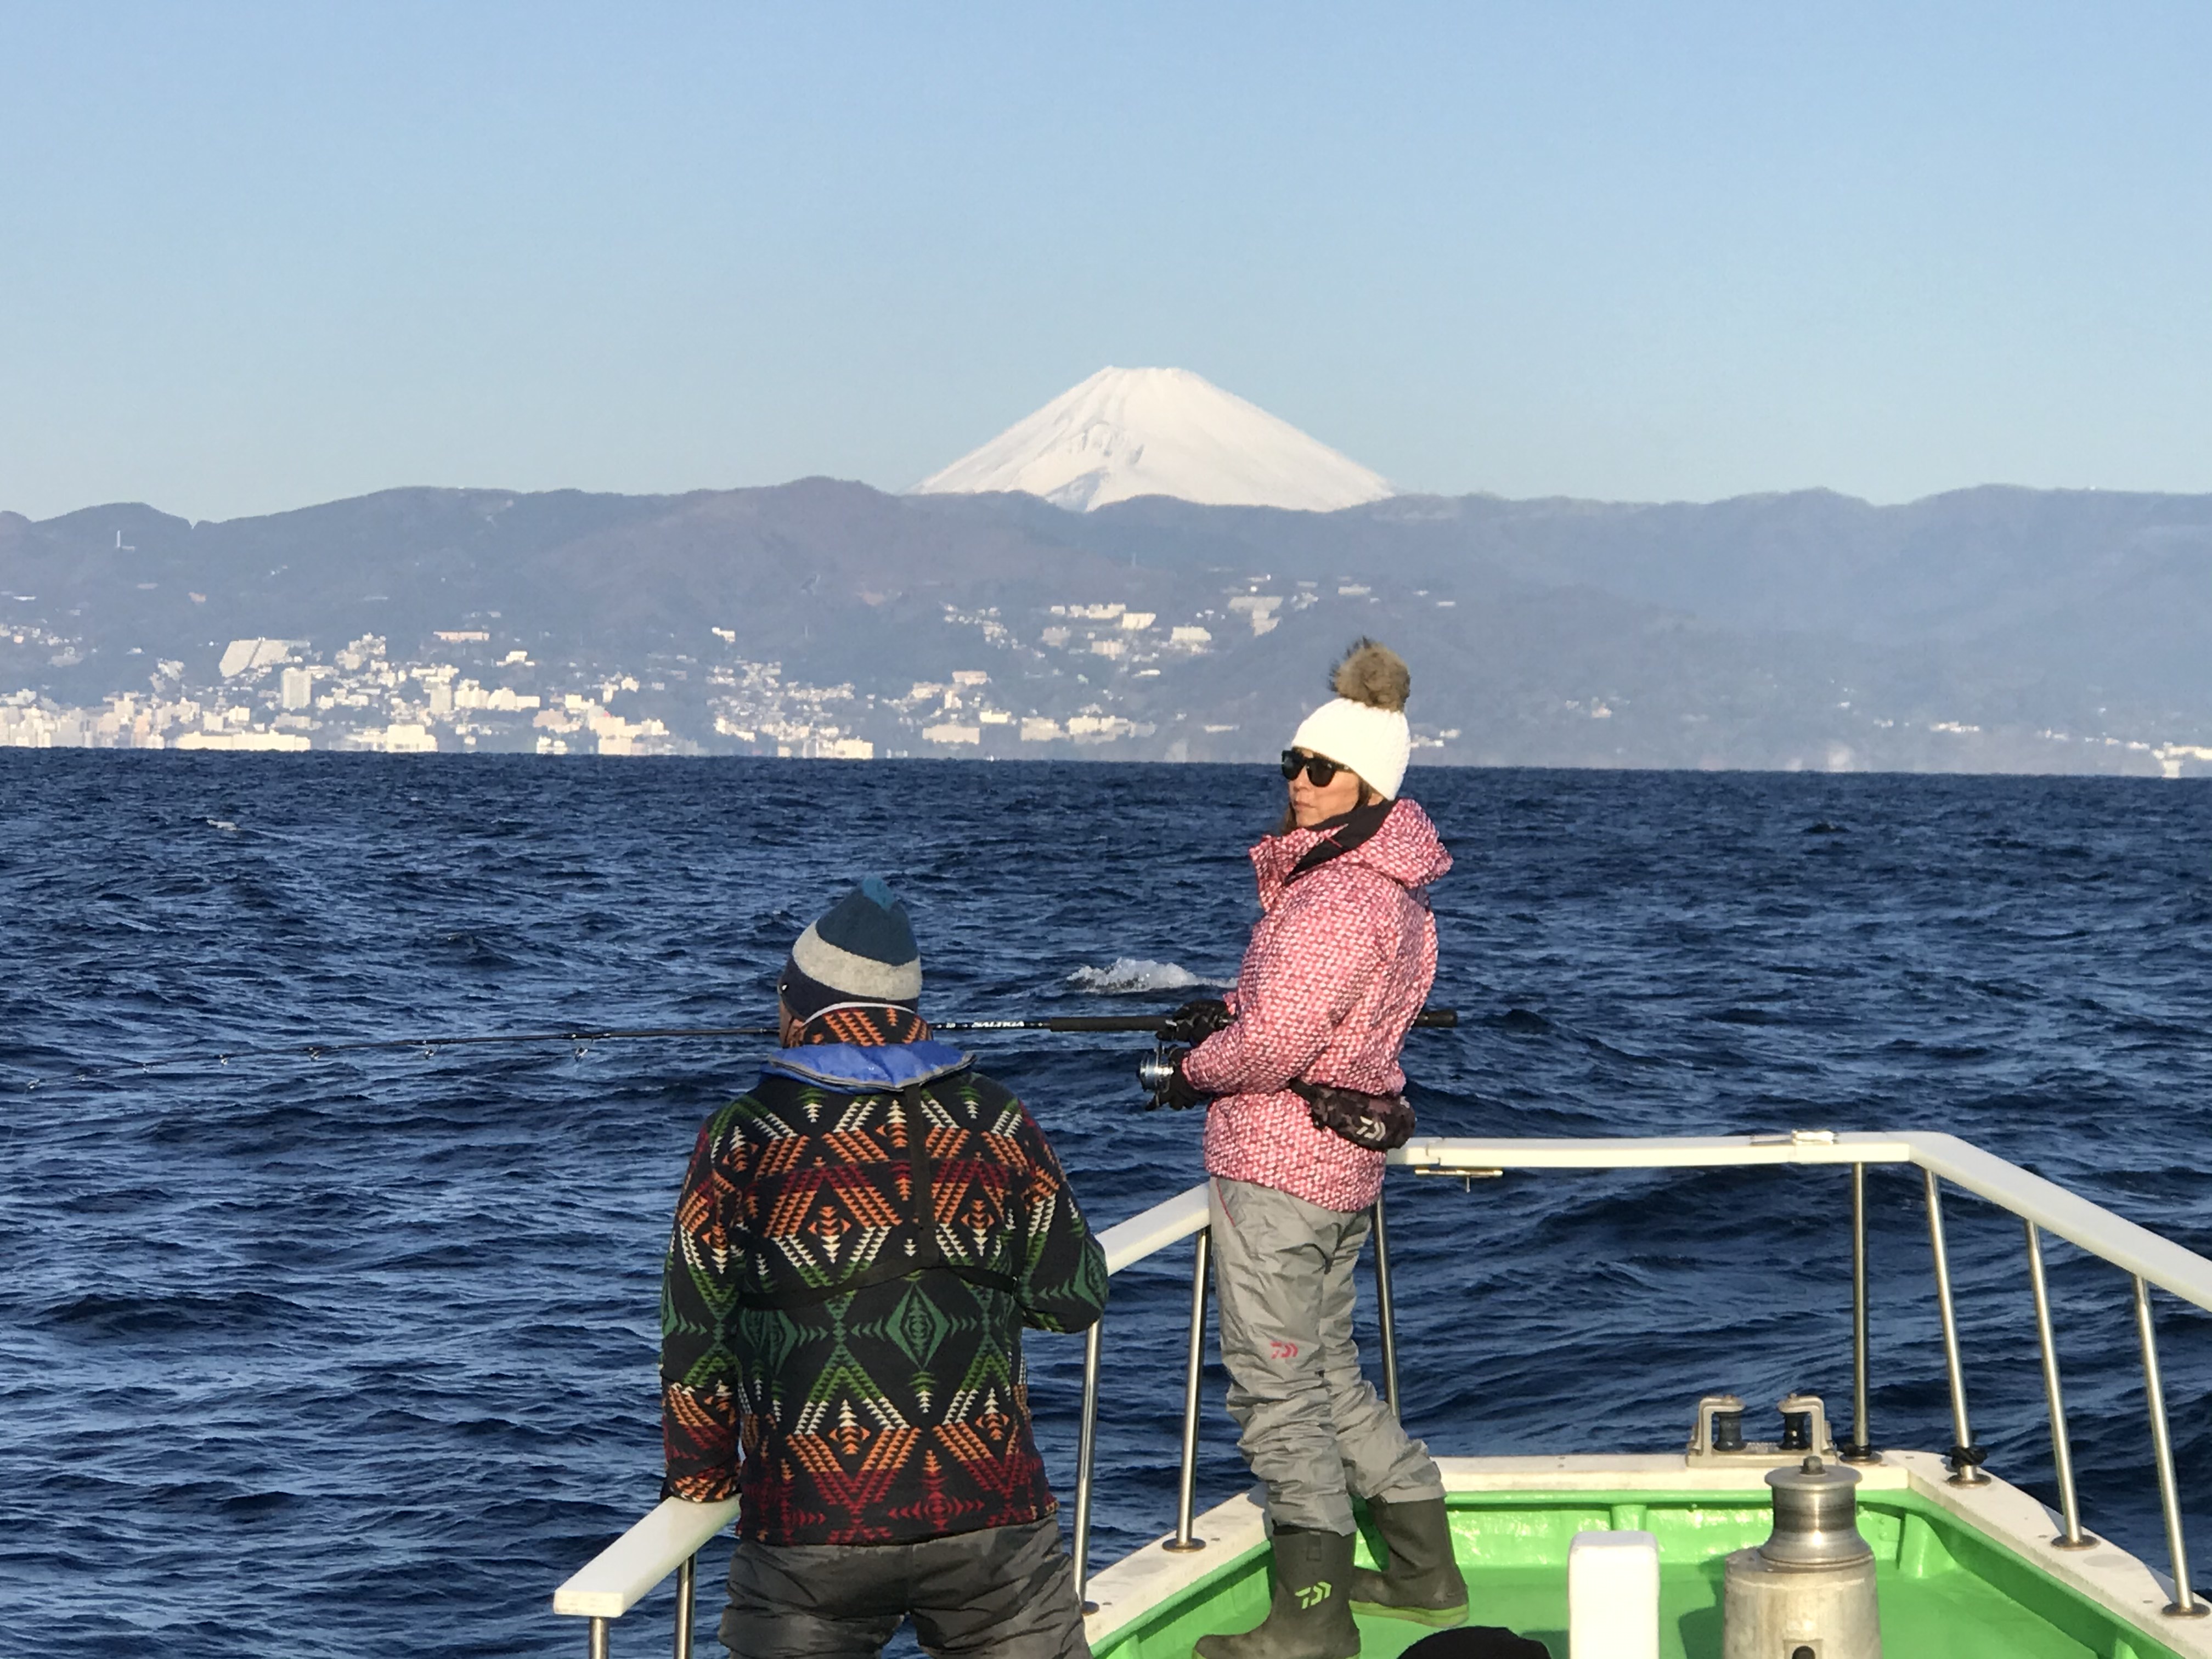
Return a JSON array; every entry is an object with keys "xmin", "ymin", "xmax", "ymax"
[{"xmin": 2, "ymin": 1, "xmax": 2208, "ymax": 522}]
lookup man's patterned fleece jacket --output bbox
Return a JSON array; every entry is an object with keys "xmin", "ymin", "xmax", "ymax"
[{"xmin": 661, "ymin": 1035, "xmax": 1108, "ymax": 1545}]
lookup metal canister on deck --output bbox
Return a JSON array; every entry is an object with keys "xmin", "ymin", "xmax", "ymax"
[{"xmin": 1722, "ymin": 1455, "xmax": 1883, "ymax": 1658}]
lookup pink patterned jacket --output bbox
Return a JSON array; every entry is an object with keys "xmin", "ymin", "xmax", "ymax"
[{"xmin": 1186, "ymin": 798, "xmax": 1452, "ymax": 1212}]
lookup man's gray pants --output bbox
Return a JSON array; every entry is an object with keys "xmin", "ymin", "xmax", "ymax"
[
  {"xmin": 720, "ymin": 1513, "xmax": 1089, "ymax": 1658},
  {"xmin": 1209, "ymin": 1175, "xmax": 1446, "ymax": 1537}
]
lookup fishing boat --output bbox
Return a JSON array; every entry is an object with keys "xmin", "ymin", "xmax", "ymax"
[{"xmin": 551, "ymin": 1131, "xmax": 2212, "ymax": 1658}]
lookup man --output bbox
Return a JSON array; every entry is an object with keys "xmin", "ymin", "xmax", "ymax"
[{"xmin": 661, "ymin": 877, "xmax": 1108, "ymax": 1659}]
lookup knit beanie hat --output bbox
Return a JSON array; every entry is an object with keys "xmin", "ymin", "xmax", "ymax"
[
  {"xmin": 778, "ymin": 877, "xmax": 923, "ymax": 1018},
  {"xmin": 1289, "ymin": 640, "xmax": 1413, "ymax": 799}
]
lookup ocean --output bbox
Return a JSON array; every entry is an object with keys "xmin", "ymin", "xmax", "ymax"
[{"xmin": 3, "ymin": 754, "xmax": 2208, "ymax": 1657}]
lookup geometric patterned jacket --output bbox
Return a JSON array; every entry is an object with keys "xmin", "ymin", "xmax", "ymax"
[{"xmin": 661, "ymin": 1035, "xmax": 1108, "ymax": 1545}]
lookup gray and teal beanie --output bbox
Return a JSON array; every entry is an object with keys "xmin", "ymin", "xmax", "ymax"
[{"xmin": 778, "ymin": 877, "xmax": 923, "ymax": 1018}]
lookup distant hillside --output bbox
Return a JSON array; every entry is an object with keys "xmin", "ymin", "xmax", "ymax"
[
  {"xmin": 1054, "ymin": 486, "xmax": 2212, "ymax": 715},
  {"xmin": 1, "ymin": 480, "xmax": 2206, "ymax": 772}
]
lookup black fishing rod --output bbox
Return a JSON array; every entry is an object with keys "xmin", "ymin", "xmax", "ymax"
[
  {"xmin": 20, "ymin": 1008, "xmax": 1457, "ymax": 1088},
  {"xmin": 943, "ymin": 1009, "xmax": 1458, "ymax": 1035}
]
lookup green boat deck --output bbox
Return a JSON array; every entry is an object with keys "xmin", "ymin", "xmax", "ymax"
[{"xmin": 1087, "ymin": 1458, "xmax": 2196, "ymax": 1659}]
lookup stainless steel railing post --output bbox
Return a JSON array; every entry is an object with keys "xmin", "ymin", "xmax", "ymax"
[
  {"xmin": 1843, "ymin": 1163, "xmax": 1876, "ymax": 1462},
  {"xmin": 2133, "ymin": 1275, "xmax": 2207, "ymax": 1616},
  {"xmin": 2024, "ymin": 1222, "xmax": 2091, "ymax": 1548},
  {"xmin": 675, "ymin": 1550, "xmax": 698, "ymax": 1657},
  {"xmin": 1166, "ymin": 1228, "xmax": 1211, "ymax": 1553},
  {"xmin": 1072, "ymin": 1319, "xmax": 1103, "ymax": 1613},
  {"xmin": 589, "ymin": 1615, "xmax": 610, "ymax": 1659},
  {"xmin": 1923, "ymin": 1170, "xmax": 1988, "ymax": 1485},
  {"xmin": 1372, "ymin": 1194, "xmax": 1401, "ymax": 1417}
]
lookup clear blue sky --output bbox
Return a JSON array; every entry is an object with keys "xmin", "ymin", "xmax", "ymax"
[{"xmin": 3, "ymin": 2, "xmax": 2208, "ymax": 521}]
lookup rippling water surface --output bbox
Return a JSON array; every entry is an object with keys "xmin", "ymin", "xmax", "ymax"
[{"xmin": 3, "ymin": 754, "xmax": 2209, "ymax": 1657}]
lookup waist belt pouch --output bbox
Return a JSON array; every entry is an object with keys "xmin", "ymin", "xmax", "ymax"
[{"xmin": 1291, "ymin": 1080, "xmax": 1416, "ymax": 1152}]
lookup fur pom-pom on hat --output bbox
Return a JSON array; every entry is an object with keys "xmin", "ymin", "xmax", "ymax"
[
  {"xmin": 1332, "ymin": 639, "xmax": 1409, "ymax": 712},
  {"xmin": 1291, "ymin": 639, "xmax": 1414, "ymax": 799}
]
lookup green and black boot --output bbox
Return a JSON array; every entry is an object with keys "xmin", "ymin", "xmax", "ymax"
[
  {"xmin": 1193, "ymin": 1525, "xmax": 1361, "ymax": 1659},
  {"xmin": 1348, "ymin": 1496, "xmax": 1470, "ymax": 1627}
]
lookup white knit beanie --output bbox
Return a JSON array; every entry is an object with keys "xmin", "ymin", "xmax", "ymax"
[{"xmin": 1289, "ymin": 640, "xmax": 1413, "ymax": 799}]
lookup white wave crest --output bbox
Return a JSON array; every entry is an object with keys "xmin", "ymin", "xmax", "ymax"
[{"xmin": 1065, "ymin": 957, "xmax": 1226, "ymax": 995}]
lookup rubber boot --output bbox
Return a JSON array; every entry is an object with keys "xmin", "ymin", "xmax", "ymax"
[
  {"xmin": 1193, "ymin": 1526, "xmax": 1361, "ymax": 1659},
  {"xmin": 1347, "ymin": 1496, "xmax": 1470, "ymax": 1627}
]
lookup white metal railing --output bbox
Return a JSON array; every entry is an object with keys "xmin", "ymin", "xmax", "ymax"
[
  {"xmin": 1395, "ymin": 1131, "xmax": 2212, "ymax": 1313},
  {"xmin": 552, "ymin": 1131, "xmax": 2212, "ymax": 1651},
  {"xmin": 552, "ymin": 1499, "xmax": 731, "ymax": 1655}
]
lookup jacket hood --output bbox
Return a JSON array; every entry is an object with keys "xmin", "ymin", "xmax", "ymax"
[
  {"xmin": 760, "ymin": 1040, "xmax": 972, "ymax": 1092},
  {"xmin": 1252, "ymin": 797, "xmax": 1452, "ymax": 909}
]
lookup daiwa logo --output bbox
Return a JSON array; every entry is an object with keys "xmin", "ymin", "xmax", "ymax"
[{"xmin": 1294, "ymin": 1582, "xmax": 1331, "ymax": 1609}]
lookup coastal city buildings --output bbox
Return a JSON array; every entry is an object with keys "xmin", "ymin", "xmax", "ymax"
[
  {"xmin": 0, "ymin": 586, "xmax": 1289, "ymax": 759},
  {"xmin": 3, "ymin": 579, "xmax": 2206, "ymax": 774}
]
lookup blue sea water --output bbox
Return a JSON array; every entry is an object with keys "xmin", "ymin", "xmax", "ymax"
[{"xmin": 2, "ymin": 754, "xmax": 2209, "ymax": 1658}]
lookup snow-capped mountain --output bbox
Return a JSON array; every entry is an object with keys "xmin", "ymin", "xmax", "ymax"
[{"xmin": 911, "ymin": 366, "xmax": 1394, "ymax": 512}]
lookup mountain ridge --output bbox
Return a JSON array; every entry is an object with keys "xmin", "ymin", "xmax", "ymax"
[{"xmin": 3, "ymin": 477, "xmax": 2206, "ymax": 773}]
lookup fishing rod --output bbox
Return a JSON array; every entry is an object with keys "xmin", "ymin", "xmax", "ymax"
[
  {"xmin": 20, "ymin": 1008, "xmax": 1457, "ymax": 1088},
  {"xmin": 947, "ymin": 1009, "xmax": 1458, "ymax": 1035}
]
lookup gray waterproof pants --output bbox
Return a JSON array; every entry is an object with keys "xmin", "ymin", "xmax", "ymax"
[
  {"xmin": 1209, "ymin": 1176, "xmax": 1446, "ymax": 1536},
  {"xmin": 719, "ymin": 1514, "xmax": 1089, "ymax": 1659}
]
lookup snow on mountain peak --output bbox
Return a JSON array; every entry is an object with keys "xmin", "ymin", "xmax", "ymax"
[{"xmin": 910, "ymin": 366, "xmax": 1393, "ymax": 514}]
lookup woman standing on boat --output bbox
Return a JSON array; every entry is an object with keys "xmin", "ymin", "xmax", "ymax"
[{"xmin": 1165, "ymin": 641, "xmax": 1467, "ymax": 1659}]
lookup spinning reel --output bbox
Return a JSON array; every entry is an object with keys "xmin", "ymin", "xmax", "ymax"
[{"xmin": 1138, "ymin": 1044, "xmax": 1186, "ymax": 1109}]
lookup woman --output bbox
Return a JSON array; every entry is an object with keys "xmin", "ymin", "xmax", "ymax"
[{"xmin": 1170, "ymin": 640, "xmax": 1465, "ymax": 1659}]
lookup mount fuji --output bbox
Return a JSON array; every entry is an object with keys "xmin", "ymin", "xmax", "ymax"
[{"xmin": 910, "ymin": 366, "xmax": 1395, "ymax": 513}]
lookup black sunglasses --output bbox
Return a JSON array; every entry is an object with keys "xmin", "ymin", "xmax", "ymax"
[{"xmin": 1280, "ymin": 749, "xmax": 1345, "ymax": 786}]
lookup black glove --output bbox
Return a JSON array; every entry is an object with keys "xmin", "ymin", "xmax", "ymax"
[
  {"xmin": 1160, "ymin": 997, "xmax": 1233, "ymax": 1043},
  {"xmin": 1161, "ymin": 1046, "xmax": 1209, "ymax": 1110}
]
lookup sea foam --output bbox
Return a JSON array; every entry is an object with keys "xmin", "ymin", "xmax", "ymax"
[{"xmin": 1065, "ymin": 957, "xmax": 1226, "ymax": 995}]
